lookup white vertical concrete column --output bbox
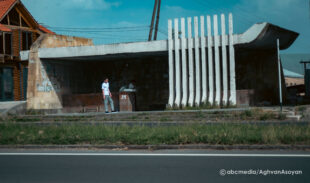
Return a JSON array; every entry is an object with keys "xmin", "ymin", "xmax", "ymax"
[
  {"xmin": 187, "ymin": 17, "xmax": 194, "ymax": 107},
  {"xmin": 168, "ymin": 19, "xmax": 174, "ymax": 107},
  {"xmin": 221, "ymin": 14, "xmax": 228, "ymax": 105},
  {"xmin": 174, "ymin": 18, "xmax": 181, "ymax": 107},
  {"xmin": 194, "ymin": 16, "xmax": 201, "ymax": 106},
  {"xmin": 228, "ymin": 13, "xmax": 237, "ymax": 105},
  {"xmin": 200, "ymin": 15, "xmax": 207, "ymax": 104},
  {"xmin": 207, "ymin": 15, "xmax": 214, "ymax": 105},
  {"xmin": 181, "ymin": 18, "xmax": 188, "ymax": 107},
  {"xmin": 213, "ymin": 15, "xmax": 221, "ymax": 105}
]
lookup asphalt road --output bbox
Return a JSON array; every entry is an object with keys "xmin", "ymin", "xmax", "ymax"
[{"xmin": 0, "ymin": 150, "xmax": 309, "ymax": 183}]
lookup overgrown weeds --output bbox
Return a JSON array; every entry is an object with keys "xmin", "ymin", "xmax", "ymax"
[{"xmin": 0, "ymin": 123, "xmax": 309, "ymax": 145}]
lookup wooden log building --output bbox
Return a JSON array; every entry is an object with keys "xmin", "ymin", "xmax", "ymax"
[{"xmin": 0, "ymin": 0, "xmax": 54, "ymax": 101}]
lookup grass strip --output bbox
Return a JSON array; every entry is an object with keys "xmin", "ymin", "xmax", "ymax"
[{"xmin": 0, "ymin": 123, "xmax": 310, "ymax": 145}]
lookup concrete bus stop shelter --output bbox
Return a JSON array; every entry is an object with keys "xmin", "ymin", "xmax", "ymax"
[{"xmin": 20, "ymin": 15, "xmax": 298, "ymax": 113}]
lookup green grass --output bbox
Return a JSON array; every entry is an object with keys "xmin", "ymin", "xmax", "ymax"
[
  {"xmin": 0, "ymin": 123, "xmax": 309, "ymax": 145},
  {"xmin": 159, "ymin": 117, "xmax": 170, "ymax": 122},
  {"xmin": 296, "ymin": 106, "xmax": 307, "ymax": 112},
  {"xmin": 9, "ymin": 117, "xmax": 41, "ymax": 122}
]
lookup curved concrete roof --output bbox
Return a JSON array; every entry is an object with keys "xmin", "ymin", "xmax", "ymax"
[
  {"xmin": 20, "ymin": 22, "xmax": 299, "ymax": 61},
  {"xmin": 235, "ymin": 22, "xmax": 299, "ymax": 50}
]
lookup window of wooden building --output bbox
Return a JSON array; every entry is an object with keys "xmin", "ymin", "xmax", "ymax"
[
  {"xmin": 21, "ymin": 17, "xmax": 29, "ymax": 28},
  {"xmin": 1, "ymin": 8, "xmax": 31, "ymax": 28},
  {"xmin": 8, "ymin": 8, "xmax": 20, "ymax": 26},
  {"xmin": 1, "ymin": 15, "xmax": 8, "ymax": 25},
  {"xmin": 0, "ymin": 33, "xmax": 3, "ymax": 54},
  {"xmin": 22, "ymin": 31, "xmax": 32, "ymax": 50},
  {"xmin": 4, "ymin": 33, "xmax": 12, "ymax": 55},
  {"xmin": 0, "ymin": 67, "xmax": 14, "ymax": 101},
  {"xmin": 0, "ymin": 33, "xmax": 13, "ymax": 55}
]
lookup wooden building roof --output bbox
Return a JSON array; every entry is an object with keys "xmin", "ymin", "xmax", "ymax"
[{"xmin": 0, "ymin": 0, "xmax": 55, "ymax": 34}]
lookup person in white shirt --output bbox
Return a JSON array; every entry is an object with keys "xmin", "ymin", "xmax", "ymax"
[{"xmin": 102, "ymin": 78, "xmax": 115, "ymax": 113}]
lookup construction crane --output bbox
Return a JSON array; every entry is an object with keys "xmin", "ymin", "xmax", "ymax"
[{"xmin": 148, "ymin": 0, "xmax": 161, "ymax": 41}]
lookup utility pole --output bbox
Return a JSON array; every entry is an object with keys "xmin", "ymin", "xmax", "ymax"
[
  {"xmin": 148, "ymin": 0, "xmax": 161, "ymax": 41},
  {"xmin": 153, "ymin": 0, "xmax": 161, "ymax": 40},
  {"xmin": 277, "ymin": 39, "xmax": 283, "ymax": 112},
  {"xmin": 301, "ymin": 60, "xmax": 310, "ymax": 97}
]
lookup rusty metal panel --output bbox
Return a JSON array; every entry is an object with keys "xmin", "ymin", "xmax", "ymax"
[
  {"xmin": 119, "ymin": 92, "xmax": 136, "ymax": 112},
  {"xmin": 236, "ymin": 89, "xmax": 255, "ymax": 107}
]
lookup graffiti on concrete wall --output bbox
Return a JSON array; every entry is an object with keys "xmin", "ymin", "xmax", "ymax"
[
  {"xmin": 37, "ymin": 80, "xmax": 53, "ymax": 92},
  {"xmin": 37, "ymin": 62, "xmax": 61, "ymax": 92}
]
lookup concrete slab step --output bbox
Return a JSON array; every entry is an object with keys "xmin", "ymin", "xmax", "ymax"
[
  {"xmin": 287, "ymin": 115, "xmax": 302, "ymax": 121},
  {"xmin": 0, "ymin": 101, "xmax": 27, "ymax": 119},
  {"xmin": 5, "ymin": 108, "xmax": 303, "ymax": 122}
]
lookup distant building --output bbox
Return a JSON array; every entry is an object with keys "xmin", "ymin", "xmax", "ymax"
[
  {"xmin": 283, "ymin": 69, "xmax": 304, "ymax": 87},
  {"xmin": 0, "ymin": 0, "xmax": 54, "ymax": 102},
  {"xmin": 281, "ymin": 54, "xmax": 310, "ymax": 76},
  {"xmin": 281, "ymin": 54, "xmax": 310, "ymax": 88},
  {"xmin": 281, "ymin": 54, "xmax": 310, "ymax": 102}
]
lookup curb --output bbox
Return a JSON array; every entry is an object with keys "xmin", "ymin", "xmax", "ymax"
[
  {"xmin": 1, "ymin": 144, "xmax": 310, "ymax": 150},
  {"xmin": 1, "ymin": 121, "xmax": 309, "ymax": 126}
]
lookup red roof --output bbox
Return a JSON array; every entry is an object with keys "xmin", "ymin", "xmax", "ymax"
[
  {"xmin": 0, "ymin": 0, "xmax": 56, "ymax": 34},
  {"xmin": 0, "ymin": 0, "xmax": 16, "ymax": 20},
  {"xmin": 39, "ymin": 25, "xmax": 55, "ymax": 34}
]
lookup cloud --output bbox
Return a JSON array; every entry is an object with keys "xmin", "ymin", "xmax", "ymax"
[
  {"xmin": 62, "ymin": 0, "xmax": 121, "ymax": 10},
  {"xmin": 165, "ymin": 6, "xmax": 187, "ymax": 13}
]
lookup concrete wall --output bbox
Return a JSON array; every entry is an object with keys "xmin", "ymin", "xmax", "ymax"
[
  {"xmin": 235, "ymin": 48, "xmax": 287, "ymax": 105},
  {"xmin": 41, "ymin": 55, "xmax": 168, "ymax": 112},
  {"xmin": 27, "ymin": 34, "xmax": 93, "ymax": 110}
]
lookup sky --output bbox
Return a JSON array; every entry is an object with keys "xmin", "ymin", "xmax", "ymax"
[{"xmin": 22, "ymin": 0, "xmax": 310, "ymax": 53}]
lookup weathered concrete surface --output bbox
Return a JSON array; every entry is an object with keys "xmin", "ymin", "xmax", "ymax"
[
  {"xmin": 20, "ymin": 22, "xmax": 298, "ymax": 112},
  {"xmin": 36, "ymin": 40, "xmax": 168, "ymax": 60},
  {"xmin": 32, "ymin": 54, "xmax": 168, "ymax": 112},
  {"xmin": 20, "ymin": 23, "xmax": 298, "ymax": 62},
  {"xmin": 235, "ymin": 50, "xmax": 287, "ymax": 105},
  {"xmin": 26, "ymin": 35, "xmax": 93, "ymax": 110},
  {"xmin": 0, "ymin": 101, "xmax": 27, "ymax": 118}
]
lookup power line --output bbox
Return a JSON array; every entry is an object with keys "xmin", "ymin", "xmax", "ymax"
[
  {"xmin": 49, "ymin": 28, "xmax": 149, "ymax": 33},
  {"xmin": 55, "ymin": 31, "xmax": 148, "ymax": 38},
  {"xmin": 44, "ymin": 25, "xmax": 150, "ymax": 30}
]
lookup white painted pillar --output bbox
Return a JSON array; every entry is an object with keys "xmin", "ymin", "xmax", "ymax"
[
  {"xmin": 174, "ymin": 19, "xmax": 181, "ymax": 107},
  {"xmin": 194, "ymin": 16, "xmax": 201, "ymax": 106},
  {"xmin": 213, "ymin": 15, "xmax": 221, "ymax": 105},
  {"xmin": 187, "ymin": 17, "xmax": 194, "ymax": 107},
  {"xmin": 181, "ymin": 18, "xmax": 188, "ymax": 107},
  {"xmin": 200, "ymin": 15, "xmax": 207, "ymax": 104},
  {"xmin": 228, "ymin": 13, "xmax": 237, "ymax": 105},
  {"xmin": 168, "ymin": 19, "xmax": 174, "ymax": 107},
  {"xmin": 207, "ymin": 15, "xmax": 214, "ymax": 105},
  {"xmin": 221, "ymin": 14, "xmax": 228, "ymax": 105}
]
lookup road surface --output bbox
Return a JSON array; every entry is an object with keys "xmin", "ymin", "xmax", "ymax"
[{"xmin": 0, "ymin": 149, "xmax": 309, "ymax": 183}]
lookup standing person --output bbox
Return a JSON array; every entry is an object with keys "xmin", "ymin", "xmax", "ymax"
[{"xmin": 102, "ymin": 78, "xmax": 115, "ymax": 113}]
